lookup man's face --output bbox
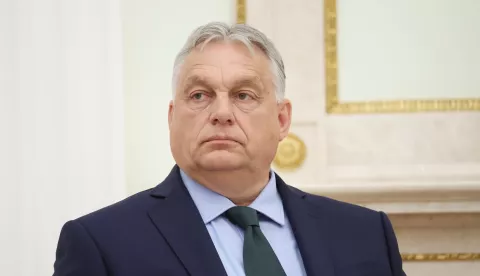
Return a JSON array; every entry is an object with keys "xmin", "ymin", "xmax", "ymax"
[{"xmin": 169, "ymin": 41, "xmax": 291, "ymax": 172}]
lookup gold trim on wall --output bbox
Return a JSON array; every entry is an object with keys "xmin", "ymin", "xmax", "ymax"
[
  {"xmin": 401, "ymin": 253, "xmax": 480, "ymax": 262},
  {"xmin": 272, "ymin": 132, "xmax": 307, "ymax": 171},
  {"xmin": 237, "ymin": 0, "xmax": 480, "ymax": 263},
  {"xmin": 324, "ymin": 0, "xmax": 480, "ymax": 114},
  {"xmin": 236, "ymin": 0, "xmax": 246, "ymax": 24}
]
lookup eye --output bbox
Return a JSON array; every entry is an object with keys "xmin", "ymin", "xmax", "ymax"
[
  {"xmin": 191, "ymin": 91, "xmax": 207, "ymax": 100},
  {"xmin": 237, "ymin": 92, "xmax": 252, "ymax": 100}
]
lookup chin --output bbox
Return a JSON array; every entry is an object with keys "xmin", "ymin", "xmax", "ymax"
[{"xmin": 196, "ymin": 151, "xmax": 245, "ymax": 171}]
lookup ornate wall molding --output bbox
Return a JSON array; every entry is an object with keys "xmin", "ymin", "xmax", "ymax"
[
  {"xmin": 401, "ymin": 253, "xmax": 480, "ymax": 262},
  {"xmin": 272, "ymin": 133, "xmax": 307, "ymax": 171},
  {"xmin": 323, "ymin": 0, "xmax": 480, "ymax": 114},
  {"xmin": 236, "ymin": 0, "xmax": 246, "ymax": 24},
  {"xmin": 237, "ymin": 0, "xmax": 480, "ymax": 114}
]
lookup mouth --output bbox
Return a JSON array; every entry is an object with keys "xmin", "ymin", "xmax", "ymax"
[{"xmin": 203, "ymin": 136, "xmax": 241, "ymax": 145}]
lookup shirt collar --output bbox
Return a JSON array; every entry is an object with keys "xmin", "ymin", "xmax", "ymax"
[{"xmin": 180, "ymin": 169, "xmax": 285, "ymax": 226}]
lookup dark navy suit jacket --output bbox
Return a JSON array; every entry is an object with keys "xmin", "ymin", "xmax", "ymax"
[{"xmin": 53, "ymin": 165, "xmax": 406, "ymax": 276}]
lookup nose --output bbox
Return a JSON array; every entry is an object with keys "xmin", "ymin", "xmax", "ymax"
[{"xmin": 209, "ymin": 94, "xmax": 235, "ymax": 125}]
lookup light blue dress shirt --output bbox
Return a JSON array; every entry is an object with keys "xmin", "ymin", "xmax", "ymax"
[{"xmin": 180, "ymin": 169, "xmax": 307, "ymax": 276}]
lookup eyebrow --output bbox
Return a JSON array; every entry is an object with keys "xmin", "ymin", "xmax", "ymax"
[
  {"xmin": 182, "ymin": 74, "xmax": 265, "ymax": 94},
  {"xmin": 182, "ymin": 75, "xmax": 212, "ymax": 94},
  {"xmin": 230, "ymin": 76, "xmax": 264, "ymax": 92}
]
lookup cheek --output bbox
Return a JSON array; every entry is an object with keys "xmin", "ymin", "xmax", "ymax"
[
  {"xmin": 174, "ymin": 108, "xmax": 207, "ymax": 139},
  {"xmin": 237, "ymin": 111, "xmax": 278, "ymax": 141}
]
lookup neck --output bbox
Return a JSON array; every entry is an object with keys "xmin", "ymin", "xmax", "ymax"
[{"xmin": 183, "ymin": 167, "xmax": 271, "ymax": 206}]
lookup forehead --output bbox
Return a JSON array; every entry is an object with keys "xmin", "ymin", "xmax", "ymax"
[{"xmin": 179, "ymin": 41, "xmax": 272, "ymax": 81}]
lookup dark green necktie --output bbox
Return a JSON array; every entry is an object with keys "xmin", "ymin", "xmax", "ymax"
[{"xmin": 225, "ymin": 206, "xmax": 287, "ymax": 276}]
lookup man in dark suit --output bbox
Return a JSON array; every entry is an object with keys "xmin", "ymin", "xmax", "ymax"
[{"xmin": 54, "ymin": 22, "xmax": 406, "ymax": 276}]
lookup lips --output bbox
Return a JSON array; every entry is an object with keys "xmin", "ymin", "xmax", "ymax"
[{"xmin": 203, "ymin": 135, "xmax": 240, "ymax": 144}]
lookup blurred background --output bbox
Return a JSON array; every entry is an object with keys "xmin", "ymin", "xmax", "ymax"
[{"xmin": 1, "ymin": 0, "xmax": 479, "ymax": 275}]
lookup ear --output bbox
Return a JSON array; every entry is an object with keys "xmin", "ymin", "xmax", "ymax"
[
  {"xmin": 277, "ymin": 99, "xmax": 292, "ymax": 141},
  {"xmin": 168, "ymin": 100, "xmax": 174, "ymax": 128}
]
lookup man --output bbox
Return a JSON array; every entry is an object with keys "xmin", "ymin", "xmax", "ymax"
[{"xmin": 54, "ymin": 22, "xmax": 406, "ymax": 276}]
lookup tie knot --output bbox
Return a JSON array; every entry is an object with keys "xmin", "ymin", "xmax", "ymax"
[{"xmin": 225, "ymin": 206, "xmax": 259, "ymax": 229}]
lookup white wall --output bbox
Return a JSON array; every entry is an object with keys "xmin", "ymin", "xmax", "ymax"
[
  {"xmin": 122, "ymin": 0, "xmax": 236, "ymax": 195},
  {"xmin": 337, "ymin": 0, "xmax": 480, "ymax": 101},
  {"xmin": 0, "ymin": 1, "xmax": 125, "ymax": 275}
]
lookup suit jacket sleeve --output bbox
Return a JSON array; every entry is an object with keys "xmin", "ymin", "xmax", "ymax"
[
  {"xmin": 380, "ymin": 211, "xmax": 406, "ymax": 276},
  {"xmin": 53, "ymin": 220, "xmax": 108, "ymax": 276}
]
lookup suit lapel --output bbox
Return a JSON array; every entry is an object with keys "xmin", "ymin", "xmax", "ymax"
[
  {"xmin": 276, "ymin": 174, "xmax": 336, "ymax": 276},
  {"xmin": 148, "ymin": 166, "xmax": 227, "ymax": 276}
]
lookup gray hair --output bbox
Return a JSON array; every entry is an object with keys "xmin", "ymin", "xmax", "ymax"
[{"xmin": 172, "ymin": 22, "xmax": 286, "ymax": 101}]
